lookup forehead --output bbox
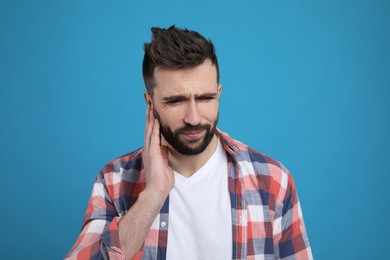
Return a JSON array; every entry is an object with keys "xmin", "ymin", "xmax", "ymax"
[{"xmin": 153, "ymin": 60, "xmax": 218, "ymax": 97}]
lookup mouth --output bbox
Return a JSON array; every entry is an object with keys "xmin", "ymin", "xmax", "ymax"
[{"xmin": 181, "ymin": 130, "xmax": 205, "ymax": 141}]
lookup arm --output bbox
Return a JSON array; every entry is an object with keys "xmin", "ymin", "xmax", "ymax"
[
  {"xmin": 65, "ymin": 108, "xmax": 174, "ymax": 259},
  {"xmin": 273, "ymin": 171, "xmax": 313, "ymax": 260},
  {"xmin": 117, "ymin": 189, "xmax": 167, "ymax": 259},
  {"xmin": 65, "ymin": 173, "xmax": 125, "ymax": 259},
  {"xmin": 118, "ymin": 107, "xmax": 174, "ymax": 259}
]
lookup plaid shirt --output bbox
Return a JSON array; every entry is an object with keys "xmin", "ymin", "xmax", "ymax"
[{"xmin": 66, "ymin": 130, "xmax": 312, "ymax": 260}]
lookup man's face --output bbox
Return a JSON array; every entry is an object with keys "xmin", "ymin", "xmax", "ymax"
[{"xmin": 147, "ymin": 59, "xmax": 222, "ymax": 156}]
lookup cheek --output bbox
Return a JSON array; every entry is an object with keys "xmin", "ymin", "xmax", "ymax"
[
  {"xmin": 198, "ymin": 102, "xmax": 219, "ymax": 119},
  {"xmin": 159, "ymin": 109, "xmax": 183, "ymax": 126}
]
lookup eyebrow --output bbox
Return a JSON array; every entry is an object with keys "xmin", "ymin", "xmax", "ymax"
[{"xmin": 162, "ymin": 92, "xmax": 218, "ymax": 103}]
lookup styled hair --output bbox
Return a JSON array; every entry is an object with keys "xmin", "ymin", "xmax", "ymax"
[{"xmin": 142, "ymin": 25, "xmax": 219, "ymax": 95}]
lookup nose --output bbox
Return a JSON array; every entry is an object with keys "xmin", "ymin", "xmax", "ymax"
[{"xmin": 183, "ymin": 99, "xmax": 201, "ymax": 126}]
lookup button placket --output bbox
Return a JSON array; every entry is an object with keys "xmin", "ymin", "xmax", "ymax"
[{"xmin": 160, "ymin": 221, "xmax": 167, "ymax": 229}]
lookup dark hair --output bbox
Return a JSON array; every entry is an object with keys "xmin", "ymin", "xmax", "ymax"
[{"xmin": 142, "ymin": 25, "xmax": 219, "ymax": 95}]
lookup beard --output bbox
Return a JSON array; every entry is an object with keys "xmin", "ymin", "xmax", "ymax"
[{"xmin": 153, "ymin": 109, "xmax": 218, "ymax": 156}]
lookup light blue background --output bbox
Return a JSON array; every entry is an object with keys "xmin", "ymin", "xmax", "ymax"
[{"xmin": 1, "ymin": 0, "xmax": 389, "ymax": 259}]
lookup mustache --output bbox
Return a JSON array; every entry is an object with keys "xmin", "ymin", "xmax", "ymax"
[{"xmin": 177, "ymin": 124, "xmax": 210, "ymax": 133}]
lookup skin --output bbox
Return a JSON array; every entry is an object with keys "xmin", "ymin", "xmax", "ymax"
[{"xmin": 118, "ymin": 59, "xmax": 222, "ymax": 259}]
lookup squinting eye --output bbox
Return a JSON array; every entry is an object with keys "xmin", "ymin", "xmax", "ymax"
[
  {"xmin": 166, "ymin": 100, "xmax": 184, "ymax": 105},
  {"xmin": 199, "ymin": 96, "xmax": 215, "ymax": 101}
]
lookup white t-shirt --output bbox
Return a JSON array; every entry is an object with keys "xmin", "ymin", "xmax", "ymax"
[{"xmin": 166, "ymin": 140, "xmax": 232, "ymax": 260}]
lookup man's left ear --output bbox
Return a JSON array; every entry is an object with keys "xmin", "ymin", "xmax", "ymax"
[{"xmin": 218, "ymin": 84, "xmax": 222, "ymax": 100}]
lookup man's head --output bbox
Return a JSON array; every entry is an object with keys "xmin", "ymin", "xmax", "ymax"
[
  {"xmin": 143, "ymin": 26, "xmax": 221, "ymax": 156},
  {"xmin": 143, "ymin": 25, "xmax": 219, "ymax": 96}
]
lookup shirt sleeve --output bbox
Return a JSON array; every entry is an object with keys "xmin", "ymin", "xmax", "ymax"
[
  {"xmin": 65, "ymin": 172, "xmax": 126, "ymax": 260},
  {"xmin": 273, "ymin": 170, "xmax": 313, "ymax": 260}
]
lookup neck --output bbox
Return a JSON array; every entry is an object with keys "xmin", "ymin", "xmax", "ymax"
[{"xmin": 168, "ymin": 134, "xmax": 219, "ymax": 178}]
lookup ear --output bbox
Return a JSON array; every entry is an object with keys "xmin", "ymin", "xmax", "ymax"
[
  {"xmin": 217, "ymin": 84, "xmax": 222, "ymax": 100},
  {"xmin": 143, "ymin": 91, "xmax": 153, "ymax": 109}
]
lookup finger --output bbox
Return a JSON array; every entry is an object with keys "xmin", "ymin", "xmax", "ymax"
[
  {"xmin": 144, "ymin": 107, "xmax": 149, "ymax": 146},
  {"xmin": 149, "ymin": 118, "xmax": 161, "ymax": 153},
  {"xmin": 145, "ymin": 106, "xmax": 150, "ymax": 130},
  {"xmin": 144, "ymin": 107, "xmax": 154, "ymax": 149}
]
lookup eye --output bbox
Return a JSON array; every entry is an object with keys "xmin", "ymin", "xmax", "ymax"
[
  {"xmin": 197, "ymin": 96, "xmax": 216, "ymax": 102},
  {"xmin": 165, "ymin": 98, "xmax": 186, "ymax": 105}
]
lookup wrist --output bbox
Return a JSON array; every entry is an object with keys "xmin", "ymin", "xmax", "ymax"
[{"xmin": 139, "ymin": 188, "xmax": 169, "ymax": 209}]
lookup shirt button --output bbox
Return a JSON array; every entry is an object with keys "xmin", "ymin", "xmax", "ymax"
[{"xmin": 160, "ymin": 221, "xmax": 167, "ymax": 228}]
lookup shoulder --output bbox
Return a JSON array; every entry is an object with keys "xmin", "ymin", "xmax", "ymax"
[
  {"xmin": 217, "ymin": 129, "xmax": 290, "ymax": 177},
  {"xmin": 218, "ymin": 129, "xmax": 295, "ymax": 204},
  {"xmin": 97, "ymin": 147, "xmax": 145, "ymax": 185},
  {"xmin": 217, "ymin": 129, "xmax": 285, "ymax": 169},
  {"xmin": 102, "ymin": 148, "xmax": 143, "ymax": 173},
  {"xmin": 91, "ymin": 148, "xmax": 145, "ymax": 214}
]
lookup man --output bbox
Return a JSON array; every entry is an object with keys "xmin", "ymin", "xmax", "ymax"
[{"xmin": 66, "ymin": 26, "xmax": 312, "ymax": 260}]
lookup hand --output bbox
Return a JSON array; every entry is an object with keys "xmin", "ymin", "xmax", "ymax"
[
  {"xmin": 142, "ymin": 107, "xmax": 174, "ymax": 200},
  {"xmin": 118, "ymin": 108, "xmax": 174, "ymax": 258}
]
